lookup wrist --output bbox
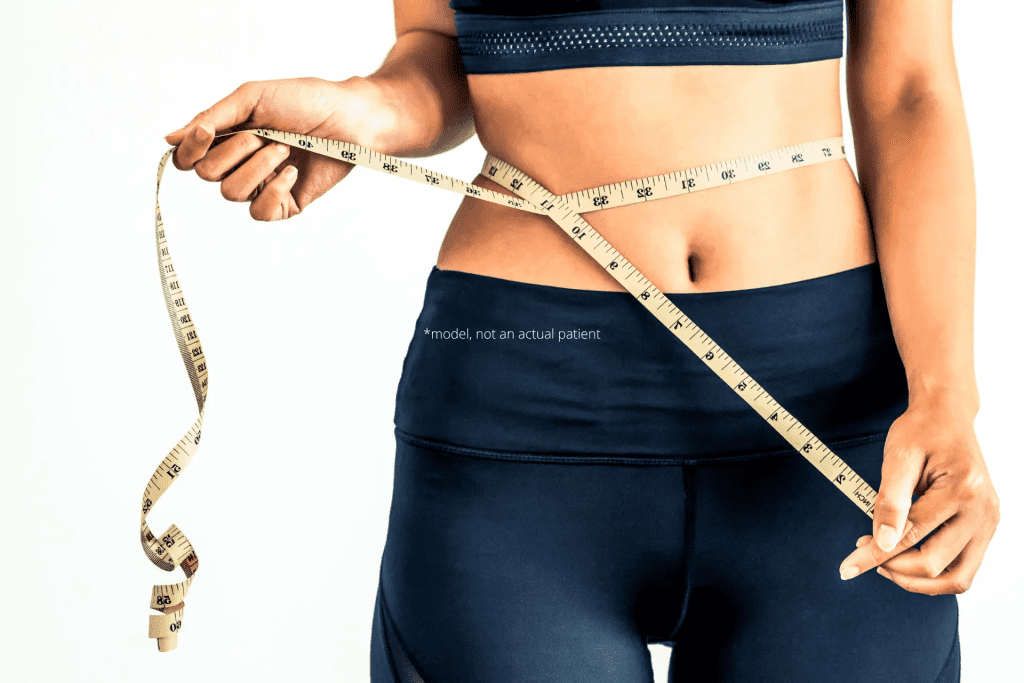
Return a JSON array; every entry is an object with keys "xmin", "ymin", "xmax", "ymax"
[
  {"xmin": 907, "ymin": 379, "xmax": 980, "ymax": 420},
  {"xmin": 352, "ymin": 73, "xmax": 439, "ymax": 158},
  {"xmin": 328, "ymin": 76, "xmax": 407, "ymax": 156}
]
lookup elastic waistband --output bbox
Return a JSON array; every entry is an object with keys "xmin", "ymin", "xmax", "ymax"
[{"xmin": 394, "ymin": 261, "xmax": 908, "ymax": 464}]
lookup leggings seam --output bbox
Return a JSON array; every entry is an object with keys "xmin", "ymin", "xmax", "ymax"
[
  {"xmin": 665, "ymin": 463, "xmax": 697, "ymax": 644},
  {"xmin": 394, "ymin": 425, "xmax": 890, "ymax": 465},
  {"xmin": 378, "ymin": 559, "xmax": 431, "ymax": 683},
  {"xmin": 932, "ymin": 600, "xmax": 961, "ymax": 683},
  {"xmin": 377, "ymin": 561, "xmax": 405, "ymax": 683}
]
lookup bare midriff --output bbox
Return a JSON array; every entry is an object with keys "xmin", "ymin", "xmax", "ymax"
[{"xmin": 435, "ymin": 59, "xmax": 877, "ymax": 293}]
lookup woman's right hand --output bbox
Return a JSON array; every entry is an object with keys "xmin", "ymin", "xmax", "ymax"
[{"xmin": 164, "ymin": 76, "xmax": 403, "ymax": 221}]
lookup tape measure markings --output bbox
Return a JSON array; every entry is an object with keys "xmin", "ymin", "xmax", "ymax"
[
  {"xmin": 142, "ymin": 150, "xmax": 206, "ymax": 651},
  {"xmin": 143, "ymin": 130, "xmax": 870, "ymax": 652}
]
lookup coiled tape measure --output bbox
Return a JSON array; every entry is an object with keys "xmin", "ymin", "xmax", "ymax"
[{"xmin": 144, "ymin": 130, "xmax": 868, "ymax": 651}]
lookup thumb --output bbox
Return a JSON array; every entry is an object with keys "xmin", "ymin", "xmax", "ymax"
[
  {"xmin": 874, "ymin": 441, "xmax": 925, "ymax": 551},
  {"xmin": 164, "ymin": 82, "xmax": 261, "ymax": 145}
]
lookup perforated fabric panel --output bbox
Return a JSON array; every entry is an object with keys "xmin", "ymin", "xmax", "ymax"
[{"xmin": 449, "ymin": 0, "xmax": 844, "ymax": 73}]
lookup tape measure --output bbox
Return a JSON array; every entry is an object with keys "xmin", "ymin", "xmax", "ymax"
[{"xmin": 144, "ymin": 129, "xmax": 873, "ymax": 651}]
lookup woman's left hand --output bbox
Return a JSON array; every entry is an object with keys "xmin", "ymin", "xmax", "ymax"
[{"xmin": 838, "ymin": 397, "xmax": 1000, "ymax": 594}]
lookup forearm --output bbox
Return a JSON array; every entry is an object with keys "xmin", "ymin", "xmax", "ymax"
[
  {"xmin": 360, "ymin": 29, "xmax": 476, "ymax": 158},
  {"xmin": 848, "ymin": 86, "xmax": 980, "ymax": 416}
]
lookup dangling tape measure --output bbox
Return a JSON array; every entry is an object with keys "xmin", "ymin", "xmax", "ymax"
[{"xmin": 144, "ymin": 130, "xmax": 870, "ymax": 651}]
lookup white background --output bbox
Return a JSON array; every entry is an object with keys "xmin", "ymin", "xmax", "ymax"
[{"xmin": 1, "ymin": 1, "xmax": 1021, "ymax": 681}]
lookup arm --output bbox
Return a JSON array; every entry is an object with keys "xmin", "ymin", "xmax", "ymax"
[
  {"xmin": 846, "ymin": 0, "xmax": 978, "ymax": 415},
  {"xmin": 838, "ymin": 0, "xmax": 1000, "ymax": 595},
  {"xmin": 360, "ymin": 0, "xmax": 476, "ymax": 158},
  {"xmin": 160, "ymin": 0, "xmax": 475, "ymax": 222}
]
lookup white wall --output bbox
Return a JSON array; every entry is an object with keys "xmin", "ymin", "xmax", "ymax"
[{"xmin": 1, "ymin": 1, "xmax": 1019, "ymax": 681}]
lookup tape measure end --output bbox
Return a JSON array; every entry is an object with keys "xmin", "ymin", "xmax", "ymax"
[{"xmin": 157, "ymin": 634, "xmax": 178, "ymax": 652}]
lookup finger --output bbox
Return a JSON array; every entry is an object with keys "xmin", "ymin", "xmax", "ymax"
[
  {"xmin": 250, "ymin": 166, "xmax": 300, "ymax": 221},
  {"xmin": 839, "ymin": 487, "xmax": 958, "ymax": 579},
  {"xmin": 194, "ymin": 131, "xmax": 271, "ymax": 183},
  {"xmin": 880, "ymin": 513, "xmax": 978, "ymax": 579},
  {"xmin": 170, "ymin": 123, "xmax": 216, "ymax": 172},
  {"xmin": 877, "ymin": 526, "xmax": 995, "ymax": 595},
  {"xmin": 164, "ymin": 127, "xmax": 187, "ymax": 145},
  {"xmin": 165, "ymin": 126, "xmax": 232, "ymax": 151},
  {"xmin": 219, "ymin": 143, "xmax": 293, "ymax": 203},
  {"xmin": 874, "ymin": 442, "xmax": 926, "ymax": 552},
  {"xmin": 247, "ymin": 171, "xmax": 277, "ymax": 202}
]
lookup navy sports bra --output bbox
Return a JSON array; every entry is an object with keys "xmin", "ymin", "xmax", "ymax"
[{"xmin": 448, "ymin": 0, "xmax": 844, "ymax": 74}]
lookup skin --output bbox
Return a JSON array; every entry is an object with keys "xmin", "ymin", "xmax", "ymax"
[{"xmin": 164, "ymin": 0, "xmax": 998, "ymax": 597}]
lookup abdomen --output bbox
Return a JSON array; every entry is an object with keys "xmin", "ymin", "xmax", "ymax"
[{"xmin": 436, "ymin": 59, "xmax": 876, "ymax": 292}]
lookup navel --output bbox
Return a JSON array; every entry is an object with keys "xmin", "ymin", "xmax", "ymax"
[{"xmin": 687, "ymin": 252, "xmax": 700, "ymax": 283}]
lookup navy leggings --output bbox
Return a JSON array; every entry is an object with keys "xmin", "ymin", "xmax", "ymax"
[{"xmin": 370, "ymin": 261, "xmax": 960, "ymax": 682}]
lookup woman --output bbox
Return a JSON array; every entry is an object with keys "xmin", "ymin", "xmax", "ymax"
[{"xmin": 163, "ymin": 0, "xmax": 999, "ymax": 680}]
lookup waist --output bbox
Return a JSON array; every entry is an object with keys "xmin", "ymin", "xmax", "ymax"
[
  {"xmin": 394, "ymin": 259, "xmax": 909, "ymax": 463},
  {"xmin": 437, "ymin": 145, "xmax": 875, "ymax": 292},
  {"xmin": 444, "ymin": 62, "xmax": 866, "ymax": 291}
]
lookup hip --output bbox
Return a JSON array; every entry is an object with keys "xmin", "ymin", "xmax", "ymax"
[{"xmin": 393, "ymin": 258, "xmax": 908, "ymax": 463}]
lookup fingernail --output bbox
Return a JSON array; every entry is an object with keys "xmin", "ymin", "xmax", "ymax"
[
  {"xmin": 194, "ymin": 124, "xmax": 212, "ymax": 139},
  {"xmin": 877, "ymin": 567, "xmax": 892, "ymax": 580},
  {"xmin": 840, "ymin": 565, "xmax": 860, "ymax": 580},
  {"xmin": 877, "ymin": 524, "xmax": 898, "ymax": 552},
  {"xmin": 165, "ymin": 127, "xmax": 185, "ymax": 139},
  {"xmin": 276, "ymin": 143, "xmax": 289, "ymax": 153},
  {"xmin": 856, "ymin": 536, "xmax": 870, "ymax": 548}
]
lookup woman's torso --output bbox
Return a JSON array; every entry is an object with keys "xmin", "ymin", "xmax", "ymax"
[{"xmin": 435, "ymin": 56, "xmax": 876, "ymax": 292}]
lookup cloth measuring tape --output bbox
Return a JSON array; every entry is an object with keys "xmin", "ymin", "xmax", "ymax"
[{"xmin": 144, "ymin": 129, "xmax": 872, "ymax": 651}]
